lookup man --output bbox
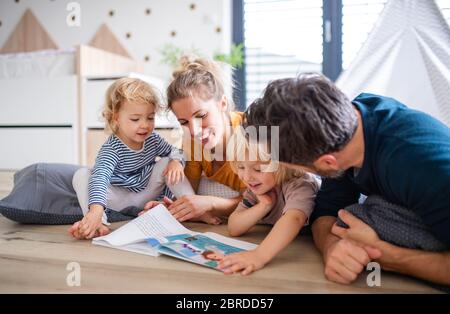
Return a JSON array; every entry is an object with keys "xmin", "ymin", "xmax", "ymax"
[{"xmin": 244, "ymin": 73, "xmax": 450, "ymax": 285}]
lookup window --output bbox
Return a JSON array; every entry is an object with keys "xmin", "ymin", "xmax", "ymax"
[
  {"xmin": 236, "ymin": 0, "xmax": 450, "ymax": 107},
  {"xmin": 243, "ymin": 0, "xmax": 323, "ymax": 106}
]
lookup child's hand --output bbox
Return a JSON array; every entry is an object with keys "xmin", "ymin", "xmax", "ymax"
[
  {"xmin": 256, "ymin": 189, "xmax": 277, "ymax": 208},
  {"xmin": 217, "ymin": 249, "xmax": 270, "ymax": 275},
  {"xmin": 76, "ymin": 205, "xmax": 105, "ymax": 239},
  {"xmin": 69, "ymin": 221, "xmax": 110, "ymax": 239},
  {"xmin": 163, "ymin": 160, "xmax": 185, "ymax": 185}
]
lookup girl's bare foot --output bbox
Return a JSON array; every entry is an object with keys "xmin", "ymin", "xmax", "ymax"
[{"xmin": 95, "ymin": 224, "xmax": 111, "ymax": 237}]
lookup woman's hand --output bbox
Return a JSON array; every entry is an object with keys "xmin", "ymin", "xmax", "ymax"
[
  {"xmin": 163, "ymin": 160, "xmax": 185, "ymax": 185},
  {"xmin": 138, "ymin": 196, "xmax": 174, "ymax": 216},
  {"xmin": 168, "ymin": 195, "xmax": 214, "ymax": 222},
  {"xmin": 217, "ymin": 249, "xmax": 270, "ymax": 275}
]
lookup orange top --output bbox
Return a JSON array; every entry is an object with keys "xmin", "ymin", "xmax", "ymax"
[{"xmin": 184, "ymin": 111, "xmax": 245, "ymax": 192}]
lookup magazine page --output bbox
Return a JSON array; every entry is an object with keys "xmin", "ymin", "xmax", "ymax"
[
  {"xmin": 148, "ymin": 233, "xmax": 258, "ymax": 271},
  {"xmin": 92, "ymin": 204, "xmax": 191, "ymax": 247},
  {"xmin": 202, "ymin": 232, "xmax": 258, "ymax": 250}
]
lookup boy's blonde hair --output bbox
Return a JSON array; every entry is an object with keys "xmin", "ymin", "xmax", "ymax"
[
  {"xmin": 102, "ymin": 77, "xmax": 162, "ymax": 133},
  {"xmin": 166, "ymin": 55, "xmax": 235, "ymax": 111},
  {"xmin": 227, "ymin": 128, "xmax": 304, "ymax": 185}
]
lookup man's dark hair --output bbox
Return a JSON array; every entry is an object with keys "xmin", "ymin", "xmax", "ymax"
[{"xmin": 244, "ymin": 73, "xmax": 357, "ymax": 165}]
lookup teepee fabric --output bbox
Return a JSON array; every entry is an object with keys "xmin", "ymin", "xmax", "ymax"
[{"xmin": 336, "ymin": 0, "xmax": 450, "ymax": 126}]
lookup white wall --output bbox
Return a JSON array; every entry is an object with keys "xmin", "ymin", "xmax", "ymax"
[{"xmin": 0, "ymin": 0, "xmax": 231, "ymax": 80}]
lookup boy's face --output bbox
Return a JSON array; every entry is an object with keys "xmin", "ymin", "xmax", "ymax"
[
  {"xmin": 235, "ymin": 160, "xmax": 277, "ymax": 195},
  {"xmin": 114, "ymin": 100, "xmax": 155, "ymax": 149},
  {"xmin": 171, "ymin": 95, "xmax": 228, "ymax": 150}
]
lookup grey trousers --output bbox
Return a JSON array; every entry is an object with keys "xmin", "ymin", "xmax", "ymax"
[
  {"xmin": 337, "ymin": 195, "xmax": 448, "ymax": 252},
  {"xmin": 337, "ymin": 195, "xmax": 450, "ymax": 291}
]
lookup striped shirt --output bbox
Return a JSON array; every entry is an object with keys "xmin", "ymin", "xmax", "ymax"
[{"xmin": 88, "ymin": 133, "xmax": 185, "ymax": 208}]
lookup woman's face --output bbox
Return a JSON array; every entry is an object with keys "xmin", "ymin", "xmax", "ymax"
[{"xmin": 171, "ymin": 96, "xmax": 228, "ymax": 150}]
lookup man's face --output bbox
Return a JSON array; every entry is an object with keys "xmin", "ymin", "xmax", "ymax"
[{"xmin": 281, "ymin": 161, "xmax": 345, "ymax": 179}]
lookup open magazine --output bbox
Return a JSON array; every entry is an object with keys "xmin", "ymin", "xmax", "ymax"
[{"xmin": 92, "ymin": 204, "xmax": 257, "ymax": 270}]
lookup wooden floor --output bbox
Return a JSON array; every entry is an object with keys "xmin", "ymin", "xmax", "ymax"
[
  {"xmin": 0, "ymin": 217, "xmax": 442, "ymax": 293},
  {"xmin": 0, "ymin": 171, "xmax": 440, "ymax": 293}
]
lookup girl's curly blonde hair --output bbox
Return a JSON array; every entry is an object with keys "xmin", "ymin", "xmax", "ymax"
[{"xmin": 102, "ymin": 77, "xmax": 162, "ymax": 133}]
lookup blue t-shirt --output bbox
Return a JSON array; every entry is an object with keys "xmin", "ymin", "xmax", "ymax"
[{"xmin": 311, "ymin": 93, "xmax": 450, "ymax": 244}]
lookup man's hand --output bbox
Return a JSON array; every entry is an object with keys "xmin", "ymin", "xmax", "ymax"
[
  {"xmin": 321, "ymin": 210, "xmax": 382, "ymax": 284},
  {"xmin": 323, "ymin": 237, "xmax": 381, "ymax": 284},
  {"xmin": 331, "ymin": 209, "xmax": 381, "ymax": 245}
]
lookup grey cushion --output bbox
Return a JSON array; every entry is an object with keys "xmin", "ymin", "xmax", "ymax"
[
  {"xmin": 0, "ymin": 163, "xmax": 137, "ymax": 224},
  {"xmin": 197, "ymin": 176, "xmax": 241, "ymax": 198}
]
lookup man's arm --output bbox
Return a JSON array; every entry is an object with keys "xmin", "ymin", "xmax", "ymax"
[
  {"xmin": 333, "ymin": 209, "xmax": 450, "ymax": 286},
  {"xmin": 377, "ymin": 240, "xmax": 450, "ymax": 285},
  {"xmin": 311, "ymin": 216, "xmax": 339, "ymax": 254}
]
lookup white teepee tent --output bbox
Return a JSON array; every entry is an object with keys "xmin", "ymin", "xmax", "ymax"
[{"xmin": 336, "ymin": 0, "xmax": 450, "ymax": 126}]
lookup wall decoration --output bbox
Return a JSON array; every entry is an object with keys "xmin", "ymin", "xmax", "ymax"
[
  {"xmin": 0, "ymin": 0, "xmax": 229, "ymax": 79},
  {"xmin": 1, "ymin": 9, "xmax": 58, "ymax": 53},
  {"xmin": 89, "ymin": 23, "xmax": 132, "ymax": 58}
]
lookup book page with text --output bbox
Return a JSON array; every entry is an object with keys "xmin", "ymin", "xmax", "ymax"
[{"xmin": 92, "ymin": 205, "xmax": 191, "ymax": 246}]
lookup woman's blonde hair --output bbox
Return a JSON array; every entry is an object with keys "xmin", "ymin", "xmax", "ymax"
[
  {"xmin": 227, "ymin": 128, "xmax": 304, "ymax": 185},
  {"xmin": 166, "ymin": 55, "xmax": 235, "ymax": 110},
  {"xmin": 102, "ymin": 77, "xmax": 162, "ymax": 133}
]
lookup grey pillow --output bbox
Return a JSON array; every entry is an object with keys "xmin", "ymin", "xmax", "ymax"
[{"xmin": 0, "ymin": 163, "xmax": 138, "ymax": 224}]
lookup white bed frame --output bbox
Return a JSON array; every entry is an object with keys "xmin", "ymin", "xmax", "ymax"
[
  {"xmin": 0, "ymin": 44, "xmax": 144, "ymax": 170},
  {"xmin": 0, "ymin": 11, "xmax": 180, "ymax": 170}
]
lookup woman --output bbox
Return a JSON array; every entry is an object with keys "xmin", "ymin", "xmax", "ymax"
[{"xmin": 141, "ymin": 55, "xmax": 246, "ymax": 224}]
